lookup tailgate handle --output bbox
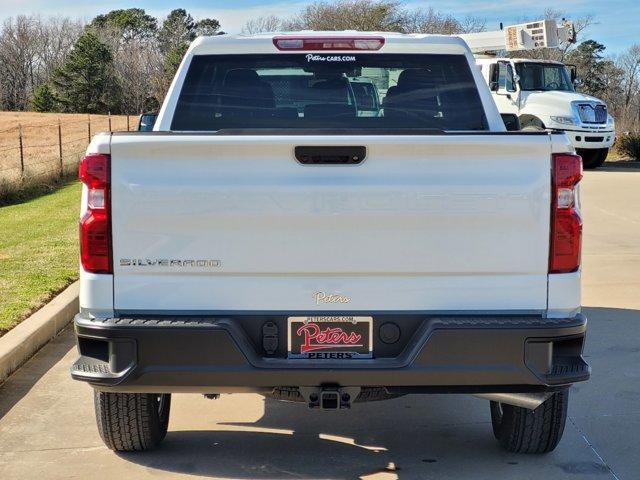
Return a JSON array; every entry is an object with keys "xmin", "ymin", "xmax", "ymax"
[{"xmin": 295, "ymin": 146, "xmax": 366, "ymax": 165}]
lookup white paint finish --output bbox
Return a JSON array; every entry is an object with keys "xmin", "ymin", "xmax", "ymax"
[
  {"xmin": 86, "ymin": 132, "xmax": 111, "ymax": 155},
  {"xmin": 547, "ymin": 271, "xmax": 581, "ymax": 318},
  {"xmin": 550, "ymin": 132, "xmax": 576, "ymax": 154},
  {"xmin": 78, "ymin": 269, "xmax": 113, "ymax": 318},
  {"xmin": 114, "ymin": 273, "xmax": 547, "ymax": 312},
  {"xmin": 459, "ymin": 30, "xmax": 511, "ymax": 53},
  {"xmin": 565, "ymin": 130, "xmax": 615, "ymax": 150},
  {"xmin": 109, "ymin": 133, "xmax": 552, "ymax": 312}
]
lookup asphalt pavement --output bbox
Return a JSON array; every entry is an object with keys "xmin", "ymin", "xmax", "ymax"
[{"xmin": 0, "ymin": 168, "xmax": 638, "ymax": 479}]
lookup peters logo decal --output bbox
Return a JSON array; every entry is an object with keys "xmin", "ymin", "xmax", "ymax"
[
  {"xmin": 306, "ymin": 54, "xmax": 356, "ymax": 62},
  {"xmin": 314, "ymin": 291, "xmax": 351, "ymax": 305},
  {"xmin": 296, "ymin": 322, "xmax": 363, "ymax": 353},
  {"xmin": 120, "ymin": 259, "xmax": 221, "ymax": 268}
]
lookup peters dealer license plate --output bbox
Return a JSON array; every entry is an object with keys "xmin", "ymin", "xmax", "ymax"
[{"xmin": 287, "ymin": 316, "xmax": 373, "ymax": 359}]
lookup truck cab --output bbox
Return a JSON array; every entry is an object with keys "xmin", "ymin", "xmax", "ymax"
[{"xmin": 477, "ymin": 57, "xmax": 615, "ymax": 168}]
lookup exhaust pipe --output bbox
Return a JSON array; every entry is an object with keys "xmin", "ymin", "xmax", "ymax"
[{"xmin": 473, "ymin": 392, "xmax": 551, "ymax": 410}]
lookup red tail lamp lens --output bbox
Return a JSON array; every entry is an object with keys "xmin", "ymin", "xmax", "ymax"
[
  {"xmin": 549, "ymin": 153, "xmax": 582, "ymax": 273},
  {"xmin": 79, "ymin": 154, "xmax": 111, "ymax": 273}
]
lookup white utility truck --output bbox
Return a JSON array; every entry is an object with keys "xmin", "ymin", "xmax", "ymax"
[
  {"xmin": 71, "ymin": 31, "xmax": 589, "ymax": 454},
  {"xmin": 464, "ymin": 20, "xmax": 615, "ymax": 169}
]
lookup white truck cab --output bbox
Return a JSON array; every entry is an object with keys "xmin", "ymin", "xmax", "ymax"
[{"xmin": 476, "ymin": 58, "xmax": 615, "ymax": 169}]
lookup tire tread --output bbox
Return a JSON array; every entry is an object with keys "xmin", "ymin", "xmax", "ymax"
[
  {"xmin": 491, "ymin": 390, "xmax": 568, "ymax": 454},
  {"xmin": 94, "ymin": 391, "xmax": 170, "ymax": 452}
]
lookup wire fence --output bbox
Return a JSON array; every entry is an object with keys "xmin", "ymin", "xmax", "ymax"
[{"xmin": 0, "ymin": 114, "xmax": 135, "ymax": 187}]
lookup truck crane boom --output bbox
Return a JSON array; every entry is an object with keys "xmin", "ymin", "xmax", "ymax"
[{"xmin": 459, "ymin": 19, "xmax": 576, "ymax": 54}]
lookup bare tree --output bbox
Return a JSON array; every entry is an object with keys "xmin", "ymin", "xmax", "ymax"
[
  {"xmin": 402, "ymin": 8, "xmax": 459, "ymax": 34},
  {"xmin": 459, "ymin": 16, "xmax": 487, "ymax": 34},
  {"xmin": 115, "ymin": 38, "xmax": 162, "ymax": 113},
  {"xmin": 34, "ymin": 17, "xmax": 84, "ymax": 81},
  {"xmin": 0, "ymin": 15, "xmax": 82, "ymax": 110},
  {"xmin": 616, "ymin": 45, "xmax": 640, "ymax": 131},
  {"xmin": 243, "ymin": 2, "xmax": 485, "ymax": 36},
  {"xmin": 598, "ymin": 60, "xmax": 625, "ymax": 125},
  {"xmin": 87, "ymin": 24, "xmax": 157, "ymax": 113},
  {"xmin": 0, "ymin": 16, "xmax": 39, "ymax": 110},
  {"xmin": 283, "ymin": 0, "xmax": 405, "ymax": 32},
  {"xmin": 402, "ymin": 7, "xmax": 484, "ymax": 34},
  {"xmin": 242, "ymin": 15, "xmax": 283, "ymax": 34}
]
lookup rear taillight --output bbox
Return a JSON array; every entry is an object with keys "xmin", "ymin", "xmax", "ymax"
[
  {"xmin": 549, "ymin": 153, "xmax": 583, "ymax": 273},
  {"xmin": 79, "ymin": 153, "xmax": 111, "ymax": 273},
  {"xmin": 272, "ymin": 36, "xmax": 385, "ymax": 51}
]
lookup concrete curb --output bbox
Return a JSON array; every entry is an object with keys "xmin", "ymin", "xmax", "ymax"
[
  {"xmin": 603, "ymin": 160, "xmax": 640, "ymax": 170},
  {"xmin": 0, "ymin": 281, "xmax": 79, "ymax": 384}
]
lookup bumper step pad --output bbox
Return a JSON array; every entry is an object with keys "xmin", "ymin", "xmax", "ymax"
[
  {"xmin": 72, "ymin": 358, "xmax": 120, "ymax": 380},
  {"xmin": 548, "ymin": 357, "xmax": 591, "ymax": 384}
]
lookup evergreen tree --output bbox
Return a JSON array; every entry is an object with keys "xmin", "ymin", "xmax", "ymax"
[
  {"xmin": 195, "ymin": 18, "xmax": 221, "ymax": 37},
  {"xmin": 30, "ymin": 84, "xmax": 57, "ymax": 112},
  {"xmin": 566, "ymin": 40, "xmax": 614, "ymax": 98},
  {"xmin": 50, "ymin": 32, "xmax": 121, "ymax": 113},
  {"xmin": 158, "ymin": 9, "xmax": 220, "ymax": 53},
  {"xmin": 91, "ymin": 8, "xmax": 157, "ymax": 42},
  {"xmin": 158, "ymin": 9, "xmax": 195, "ymax": 53},
  {"xmin": 157, "ymin": 10, "xmax": 220, "ymax": 86},
  {"xmin": 163, "ymin": 43, "xmax": 189, "ymax": 84}
]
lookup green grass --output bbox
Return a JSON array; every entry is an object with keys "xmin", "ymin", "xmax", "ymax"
[
  {"xmin": 0, "ymin": 182, "xmax": 80, "ymax": 334},
  {"xmin": 0, "ymin": 169, "xmax": 80, "ymax": 207}
]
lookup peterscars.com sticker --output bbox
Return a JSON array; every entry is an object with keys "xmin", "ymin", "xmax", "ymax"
[{"xmin": 305, "ymin": 54, "xmax": 356, "ymax": 62}]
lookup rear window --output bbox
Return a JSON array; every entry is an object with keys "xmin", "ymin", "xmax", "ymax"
[{"xmin": 171, "ymin": 53, "xmax": 487, "ymax": 132}]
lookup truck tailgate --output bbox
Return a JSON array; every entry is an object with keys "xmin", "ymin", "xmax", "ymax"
[{"xmin": 110, "ymin": 133, "xmax": 551, "ymax": 312}]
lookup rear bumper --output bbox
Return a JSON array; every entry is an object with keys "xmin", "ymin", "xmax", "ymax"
[{"xmin": 71, "ymin": 313, "xmax": 590, "ymax": 394}]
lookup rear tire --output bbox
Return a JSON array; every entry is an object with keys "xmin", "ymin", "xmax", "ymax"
[
  {"xmin": 94, "ymin": 391, "xmax": 171, "ymax": 452},
  {"xmin": 579, "ymin": 148, "xmax": 608, "ymax": 169},
  {"xmin": 490, "ymin": 390, "xmax": 568, "ymax": 453}
]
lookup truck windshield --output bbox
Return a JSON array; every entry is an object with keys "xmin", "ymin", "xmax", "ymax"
[
  {"xmin": 171, "ymin": 54, "xmax": 487, "ymax": 131},
  {"xmin": 515, "ymin": 62, "xmax": 574, "ymax": 92}
]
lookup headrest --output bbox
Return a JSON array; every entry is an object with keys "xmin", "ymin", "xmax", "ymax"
[
  {"xmin": 224, "ymin": 69, "xmax": 261, "ymax": 86},
  {"xmin": 397, "ymin": 69, "xmax": 437, "ymax": 88}
]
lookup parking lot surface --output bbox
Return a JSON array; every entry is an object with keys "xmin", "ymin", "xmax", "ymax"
[{"xmin": 0, "ymin": 169, "xmax": 638, "ymax": 479}]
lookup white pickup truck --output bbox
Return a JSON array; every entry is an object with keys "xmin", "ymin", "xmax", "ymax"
[{"xmin": 71, "ymin": 31, "xmax": 590, "ymax": 454}]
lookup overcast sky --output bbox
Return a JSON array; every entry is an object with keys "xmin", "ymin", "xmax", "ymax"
[{"xmin": 1, "ymin": 0, "xmax": 638, "ymax": 54}]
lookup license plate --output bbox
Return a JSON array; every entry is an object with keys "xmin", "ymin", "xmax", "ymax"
[{"xmin": 287, "ymin": 316, "xmax": 373, "ymax": 359}]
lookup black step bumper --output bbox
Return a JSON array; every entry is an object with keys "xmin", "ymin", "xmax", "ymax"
[{"xmin": 71, "ymin": 313, "xmax": 590, "ymax": 394}]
